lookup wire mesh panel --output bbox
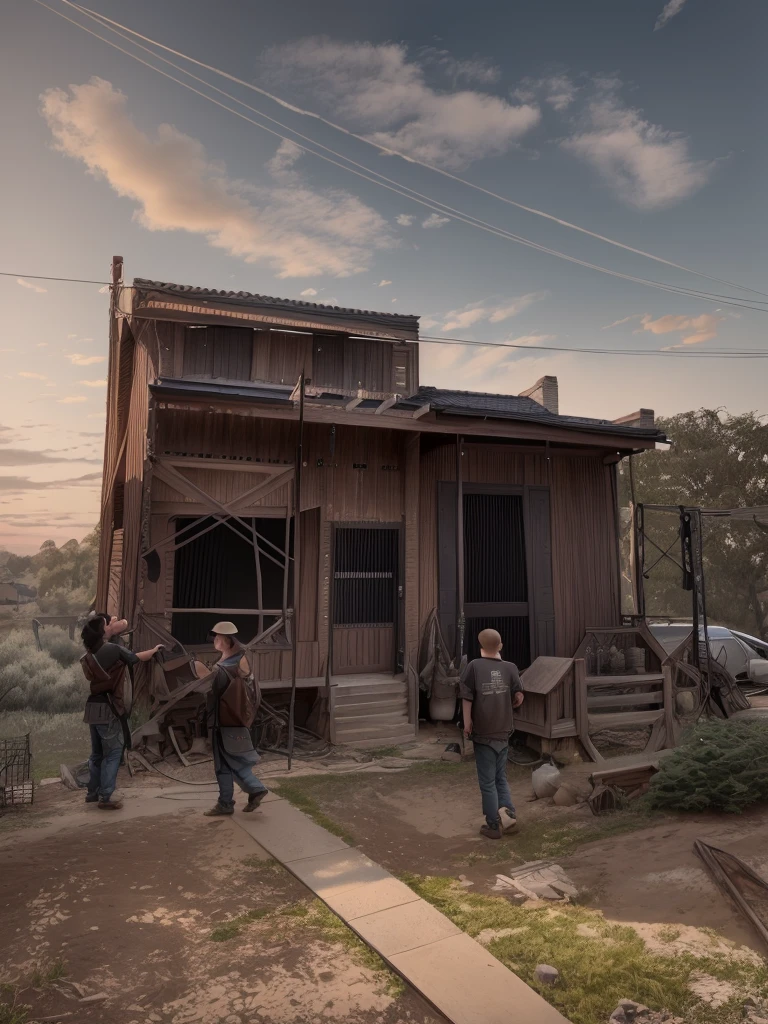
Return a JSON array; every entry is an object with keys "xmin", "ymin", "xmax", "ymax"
[
  {"xmin": 0, "ymin": 734, "xmax": 33, "ymax": 808},
  {"xmin": 333, "ymin": 528, "xmax": 398, "ymax": 626},
  {"xmin": 463, "ymin": 493, "xmax": 528, "ymax": 603}
]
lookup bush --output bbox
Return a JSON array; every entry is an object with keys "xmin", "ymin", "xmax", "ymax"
[
  {"xmin": 648, "ymin": 717, "xmax": 768, "ymax": 814},
  {"xmin": 38, "ymin": 627, "xmax": 82, "ymax": 668},
  {"xmin": 0, "ymin": 629, "xmax": 87, "ymax": 714}
]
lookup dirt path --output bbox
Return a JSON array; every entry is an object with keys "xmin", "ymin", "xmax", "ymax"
[{"xmin": 0, "ymin": 784, "xmax": 445, "ymax": 1024}]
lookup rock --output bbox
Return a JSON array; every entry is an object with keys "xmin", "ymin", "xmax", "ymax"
[
  {"xmin": 80, "ymin": 993, "xmax": 108, "ymax": 1004},
  {"xmin": 609, "ymin": 1001, "xmax": 652, "ymax": 1023},
  {"xmin": 531, "ymin": 763, "xmax": 562, "ymax": 799},
  {"xmin": 549, "ymin": 880, "xmax": 579, "ymax": 898},
  {"xmin": 534, "ymin": 964, "xmax": 559, "ymax": 986},
  {"xmin": 441, "ymin": 743, "xmax": 462, "ymax": 762},
  {"xmin": 527, "ymin": 882, "xmax": 563, "ymax": 900}
]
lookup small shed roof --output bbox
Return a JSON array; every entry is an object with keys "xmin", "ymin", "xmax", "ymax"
[{"xmin": 521, "ymin": 656, "xmax": 574, "ymax": 694}]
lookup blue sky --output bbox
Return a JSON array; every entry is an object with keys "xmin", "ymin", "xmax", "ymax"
[{"xmin": 1, "ymin": 0, "xmax": 766, "ymax": 551}]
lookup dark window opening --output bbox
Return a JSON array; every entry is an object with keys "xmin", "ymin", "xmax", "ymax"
[
  {"xmin": 463, "ymin": 493, "xmax": 528, "ymax": 603},
  {"xmin": 172, "ymin": 516, "xmax": 292, "ymax": 644},
  {"xmin": 333, "ymin": 528, "xmax": 398, "ymax": 626},
  {"xmin": 466, "ymin": 616, "xmax": 531, "ymax": 669}
]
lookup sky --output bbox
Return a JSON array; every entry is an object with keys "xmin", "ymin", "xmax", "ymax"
[{"xmin": 1, "ymin": 0, "xmax": 766, "ymax": 552}]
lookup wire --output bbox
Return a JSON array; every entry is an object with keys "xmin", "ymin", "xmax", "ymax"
[
  {"xmin": 33, "ymin": 0, "xmax": 768, "ymax": 313},
  {"xmin": 65, "ymin": 0, "xmax": 768, "ymax": 301},
  {"xmin": 1, "ymin": 270, "xmax": 112, "ymax": 285}
]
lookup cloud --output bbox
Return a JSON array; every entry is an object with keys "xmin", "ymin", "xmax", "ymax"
[
  {"xmin": 639, "ymin": 312, "xmax": 724, "ymax": 346},
  {"xmin": 396, "ymin": 214, "xmax": 414, "ymax": 226},
  {"xmin": 602, "ymin": 314, "xmax": 640, "ymax": 329},
  {"xmin": 655, "ymin": 0, "xmax": 688, "ymax": 30},
  {"xmin": 18, "ymin": 372, "xmax": 47, "ymax": 380},
  {"xmin": 66, "ymin": 333, "xmax": 77, "ymax": 339},
  {"xmin": 41, "ymin": 76, "xmax": 393, "ymax": 279},
  {"xmin": 66, "ymin": 353, "xmax": 106, "ymax": 366},
  {"xmin": 562, "ymin": 79, "xmax": 716, "ymax": 209},
  {"xmin": 517, "ymin": 75, "xmax": 577, "ymax": 112},
  {"xmin": 260, "ymin": 39, "xmax": 540, "ymax": 170},
  {"xmin": 0, "ymin": 448, "xmax": 101, "ymax": 467},
  {"xmin": 422, "ymin": 213, "xmax": 450, "ymax": 229},
  {"xmin": 0, "ymin": 472, "xmax": 101, "ymax": 493},
  {"xmin": 57, "ymin": 396, "xmax": 89, "ymax": 404},
  {"xmin": 441, "ymin": 292, "xmax": 546, "ymax": 332},
  {"xmin": 267, "ymin": 138, "xmax": 303, "ymax": 182},
  {"xmin": 299, "ymin": 288, "xmax": 318, "ymax": 297},
  {"xmin": 377, "ymin": 279, "xmax": 392, "ymax": 287},
  {"xmin": 417, "ymin": 47, "xmax": 500, "ymax": 86},
  {"xmin": 79, "ymin": 379, "xmax": 107, "ymax": 387},
  {"xmin": 16, "ymin": 278, "xmax": 47, "ymax": 294}
]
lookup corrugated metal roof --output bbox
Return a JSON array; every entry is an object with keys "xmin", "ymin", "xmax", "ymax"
[
  {"xmin": 416, "ymin": 387, "xmax": 550, "ymax": 418},
  {"xmin": 133, "ymin": 278, "xmax": 419, "ymax": 331}
]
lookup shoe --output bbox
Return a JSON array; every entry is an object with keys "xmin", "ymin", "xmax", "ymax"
[
  {"xmin": 499, "ymin": 807, "xmax": 517, "ymax": 831},
  {"xmin": 204, "ymin": 803, "xmax": 234, "ymax": 817},
  {"xmin": 243, "ymin": 792, "xmax": 267, "ymax": 812},
  {"xmin": 85, "ymin": 793, "xmax": 99, "ymax": 804},
  {"xmin": 98, "ymin": 798, "xmax": 123, "ymax": 810},
  {"xmin": 480, "ymin": 823, "xmax": 503, "ymax": 840}
]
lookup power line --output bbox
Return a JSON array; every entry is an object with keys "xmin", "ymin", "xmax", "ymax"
[
  {"xmin": 66, "ymin": 0, "xmax": 768, "ymax": 301},
  {"xmin": 2, "ymin": 270, "xmax": 111, "ymax": 285},
  {"xmin": 33, "ymin": 0, "xmax": 768, "ymax": 314}
]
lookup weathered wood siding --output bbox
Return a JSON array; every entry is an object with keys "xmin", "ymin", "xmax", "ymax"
[{"xmin": 418, "ymin": 442, "xmax": 620, "ymax": 658}]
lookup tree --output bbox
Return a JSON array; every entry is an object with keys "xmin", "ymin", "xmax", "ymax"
[
  {"xmin": 35, "ymin": 528, "xmax": 100, "ymax": 613},
  {"xmin": 628, "ymin": 409, "xmax": 768, "ymax": 637}
]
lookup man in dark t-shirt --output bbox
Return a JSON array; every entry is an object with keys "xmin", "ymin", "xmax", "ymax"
[{"xmin": 459, "ymin": 628, "xmax": 524, "ymax": 840}]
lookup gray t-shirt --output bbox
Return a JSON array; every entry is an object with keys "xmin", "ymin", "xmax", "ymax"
[{"xmin": 459, "ymin": 657, "xmax": 523, "ymax": 746}]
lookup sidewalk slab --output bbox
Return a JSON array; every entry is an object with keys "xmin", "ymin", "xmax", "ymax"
[
  {"xmin": 389, "ymin": 932, "xmax": 569, "ymax": 1024},
  {"xmin": 350, "ymin": 898, "xmax": 460, "ymax": 957},
  {"xmin": 332, "ymin": 876, "xmax": 422, "ymax": 920},
  {"xmin": 235, "ymin": 797, "xmax": 349, "ymax": 862},
  {"xmin": 288, "ymin": 847, "xmax": 390, "ymax": 898}
]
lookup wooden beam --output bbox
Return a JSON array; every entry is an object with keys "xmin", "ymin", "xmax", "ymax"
[
  {"xmin": 345, "ymin": 395, "xmax": 363, "ymax": 411},
  {"xmin": 411, "ymin": 403, "xmax": 431, "ymax": 419},
  {"xmin": 156, "ymin": 456, "xmax": 293, "ymax": 475},
  {"xmin": 375, "ymin": 395, "xmax": 398, "ymax": 415}
]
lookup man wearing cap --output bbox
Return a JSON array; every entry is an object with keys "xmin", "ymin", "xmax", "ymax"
[{"xmin": 194, "ymin": 621, "xmax": 268, "ymax": 816}]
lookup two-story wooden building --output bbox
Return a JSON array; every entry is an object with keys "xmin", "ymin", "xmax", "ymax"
[{"xmin": 96, "ymin": 260, "xmax": 667, "ymax": 747}]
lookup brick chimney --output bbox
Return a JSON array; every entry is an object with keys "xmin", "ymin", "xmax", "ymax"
[
  {"xmin": 519, "ymin": 375, "xmax": 559, "ymax": 415},
  {"xmin": 613, "ymin": 409, "xmax": 655, "ymax": 428}
]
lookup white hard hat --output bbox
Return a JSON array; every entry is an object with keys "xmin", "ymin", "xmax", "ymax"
[{"xmin": 211, "ymin": 621, "xmax": 238, "ymax": 636}]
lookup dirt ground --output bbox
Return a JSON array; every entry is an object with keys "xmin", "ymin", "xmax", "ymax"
[{"xmin": 0, "ymin": 782, "xmax": 445, "ymax": 1024}]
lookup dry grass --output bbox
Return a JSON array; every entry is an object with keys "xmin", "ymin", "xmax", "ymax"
[{"xmin": 0, "ymin": 710, "xmax": 85, "ymax": 781}]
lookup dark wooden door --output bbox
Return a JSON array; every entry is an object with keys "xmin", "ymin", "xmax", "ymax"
[
  {"xmin": 437, "ymin": 484, "xmax": 555, "ymax": 667},
  {"xmin": 332, "ymin": 526, "xmax": 400, "ymax": 674}
]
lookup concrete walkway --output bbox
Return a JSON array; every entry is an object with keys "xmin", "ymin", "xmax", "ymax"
[{"xmin": 226, "ymin": 790, "xmax": 570, "ymax": 1024}]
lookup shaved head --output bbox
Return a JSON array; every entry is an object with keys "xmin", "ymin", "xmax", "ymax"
[{"xmin": 478, "ymin": 628, "xmax": 502, "ymax": 653}]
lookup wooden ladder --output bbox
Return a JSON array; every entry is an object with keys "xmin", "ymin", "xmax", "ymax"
[{"xmin": 574, "ymin": 659, "xmax": 674, "ymax": 764}]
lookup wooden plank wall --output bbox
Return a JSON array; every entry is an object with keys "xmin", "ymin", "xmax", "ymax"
[
  {"xmin": 418, "ymin": 442, "xmax": 620, "ymax": 659},
  {"xmin": 119, "ymin": 339, "xmax": 151, "ymax": 623}
]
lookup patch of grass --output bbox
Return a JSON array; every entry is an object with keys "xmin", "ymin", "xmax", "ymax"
[
  {"xmin": 209, "ymin": 908, "xmax": 270, "ymax": 942},
  {"xmin": 400, "ymin": 874, "xmax": 768, "ymax": 1024},
  {"xmin": 507, "ymin": 809, "xmax": 655, "ymax": 862},
  {"xmin": 0, "ymin": 710, "xmax": 86, "ymax": 781},
  {"xmin": 241, "ymin": 855, "xmax": 286, "ymax": 877},
  {"xmin": 0, "ymin": 1000, "xmax": 30, "ymax": 1024},
  {"xmin": 657, "ymin": 925, "xmax": 682, "ymax": 944},
  {"xmin": 366, "ymin": 746, "xmax": 403, "ymax": 758},
  {"xmin": 29, "ymin": 958, "xmax": 66, "ymax": 989},
  {"xmin": 300, "ymin": 900, "xmax": 405, "ymax": 997},
  {"xmin": 273, "ymin": 781, "xmax": 356, "ymax": 845}
]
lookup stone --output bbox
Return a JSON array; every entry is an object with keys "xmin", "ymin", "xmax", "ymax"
[
  {"xmin": 553, "ymin": 785, "xmax": 578, "ymax": 807},
  {"xmin": 676, "ymin": 690, "xmax": 696, "ymax": 714},
  {"xmin": 609, "ymin": 1000, "xmax": 652, "ymax": 1023},
  {"xmin": 534, "ymin": 964, "xmax": 559, "ymax": 986}
]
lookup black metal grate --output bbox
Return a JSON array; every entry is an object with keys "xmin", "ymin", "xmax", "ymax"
[
  {"xmin": 0, "ymin": 735, "xmax": 33, "ymax": 808},
  {"xmin": 333, "ymin": 528, "xmax": 398, "ymax": 626},
  {"xmin": 465, "ymin": 616, "xmax": 531, "ymax": 669},
  {"xmin": 463, "ymin": 494, "xmax": 528, "ymax": 603}
]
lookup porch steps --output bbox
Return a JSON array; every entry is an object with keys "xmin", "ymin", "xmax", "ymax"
[{"xmin": 331, "ymin": 673, "xmax": 417, "ymax": 748}]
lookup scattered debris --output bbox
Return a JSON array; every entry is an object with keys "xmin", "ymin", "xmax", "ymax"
[
  {"xmin": 79, "ymin": 992, "xmax": 108, "ymax": 1004},
  {"xmin": 743, "ymin": 997, "xmax": 768, "ymax": 1023},
  {"xmin": 534, "ymin": 964, "xmax": 559, "ymax": 986},
  {"xmin": 608, "ymin": 1000, "xmax": 682, "ymax": 1023},
  {"xmin": 531, "ymin": 762, "xmax": 561, "ymax": 799},
  {"xmin": 441, "ymin": 743, "xmax": 462, "ymax": 763},
  {"xmin": 492, "ymin": 861, "xmax": 578, "ymax": 901},
  {"xmin": 694, "ymin": 840, "xmax": 768, "ymax": 950}
]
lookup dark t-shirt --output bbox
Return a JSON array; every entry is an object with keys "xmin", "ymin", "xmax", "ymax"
[
  {"xmin": 459, "ymin": 657, "xmax": 523, "ymax": 745},
  {"xmin": 83, "ymin": 641, "xmax": 139, "ymax": 723}
]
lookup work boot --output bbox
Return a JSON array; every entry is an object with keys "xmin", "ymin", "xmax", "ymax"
[
  {"xmin": 480, "ymin": 822, "xmax": 503, "ymax": 840},
  {"xmin": 98, "ymin": 797, "xmax": 124, "ymax": 810},
  {"xmin": 85, "ymin": 793, "xmax": 99, "ymax": 804},
  {"xmin": 204, "ymin": 803, "xmax": 234, "ymax": 817},
  {"xmin": 243, "ymin": 792, "xmax": 267, "ymax": 812}
]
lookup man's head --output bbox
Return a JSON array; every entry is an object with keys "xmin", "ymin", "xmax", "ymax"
[
  {"xmin": 211, "ymin": 620, "xmax": 239, "ymax": 654},
  {"xmin": 478, "ymin": 628, "xmax": 502, "ymax": 657},
  {"xmin": 81, "ymin": 612, "xmax": 128, "ymax": 650}
]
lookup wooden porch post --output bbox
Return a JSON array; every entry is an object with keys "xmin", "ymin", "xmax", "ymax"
[
  {"xmin": 288, "ymin": 370, "xmax": 305, "ymax": 769},
  {"xmin": 456, "ymin": 434, "xmax": 465, "ymax": 661}
]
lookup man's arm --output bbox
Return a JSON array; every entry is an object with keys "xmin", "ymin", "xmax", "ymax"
[
  {"xmin": 459, "ymin": 662, "xmax": 475, "ymax": 737},
  {"xmin": 510, "ymin": 665, "xmax": 525, "ymax": 708},
  {"xmin": 462, "ymin": 698, "xmax": 473, "ymax": 738}
]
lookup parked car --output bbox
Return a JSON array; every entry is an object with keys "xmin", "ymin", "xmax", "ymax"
[{"xmin": 649, "ymin": 622, "xmax": 768, "ymax": 694}]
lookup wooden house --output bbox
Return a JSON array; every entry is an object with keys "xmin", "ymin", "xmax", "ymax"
[{"xmin": 96, "ymin": 259, "xmax": 667, "ymax": 748}]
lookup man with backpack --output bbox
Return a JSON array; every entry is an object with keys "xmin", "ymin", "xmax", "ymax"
[
  {"xmin": 80, "ymin": 612, "xmax": 164, "ymax": 809},
  {"xmin": 194, "ymin": 621, "xmax": 267, "ymax": 817}
]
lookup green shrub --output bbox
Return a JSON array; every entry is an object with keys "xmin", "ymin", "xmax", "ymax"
[
  {"xmin": 38, "ymin": 628, "xmax": 82, "ymax": 668},
  {"xmin": 648, "ymin": 718, "xmax": 768, "ymax": 813},
  {"xmin": 0, "ymin": 630, "xmax": 87, "ymax": 714}
]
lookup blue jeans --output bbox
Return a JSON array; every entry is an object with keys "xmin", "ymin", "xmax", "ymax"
[
  {"xmin": 474, "ymin": 742, "xmax": 515, "ymax": 827},
  {"xmin": 87, "ymin": 720, "xmax": 124, "ymax": 801},
  {"xmin": 215, "ymin": 750, "xmax": 268, "ymax": 808}
]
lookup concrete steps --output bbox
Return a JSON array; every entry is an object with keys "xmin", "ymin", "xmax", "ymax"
[{"xmin": 331, "ymin": 673, "xmax": 416, "ymax": 746}]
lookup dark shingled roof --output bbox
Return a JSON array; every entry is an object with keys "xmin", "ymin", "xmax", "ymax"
[{"xmin": 133, "ymin": 278, "xmax": 419, "ymax": 333}]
